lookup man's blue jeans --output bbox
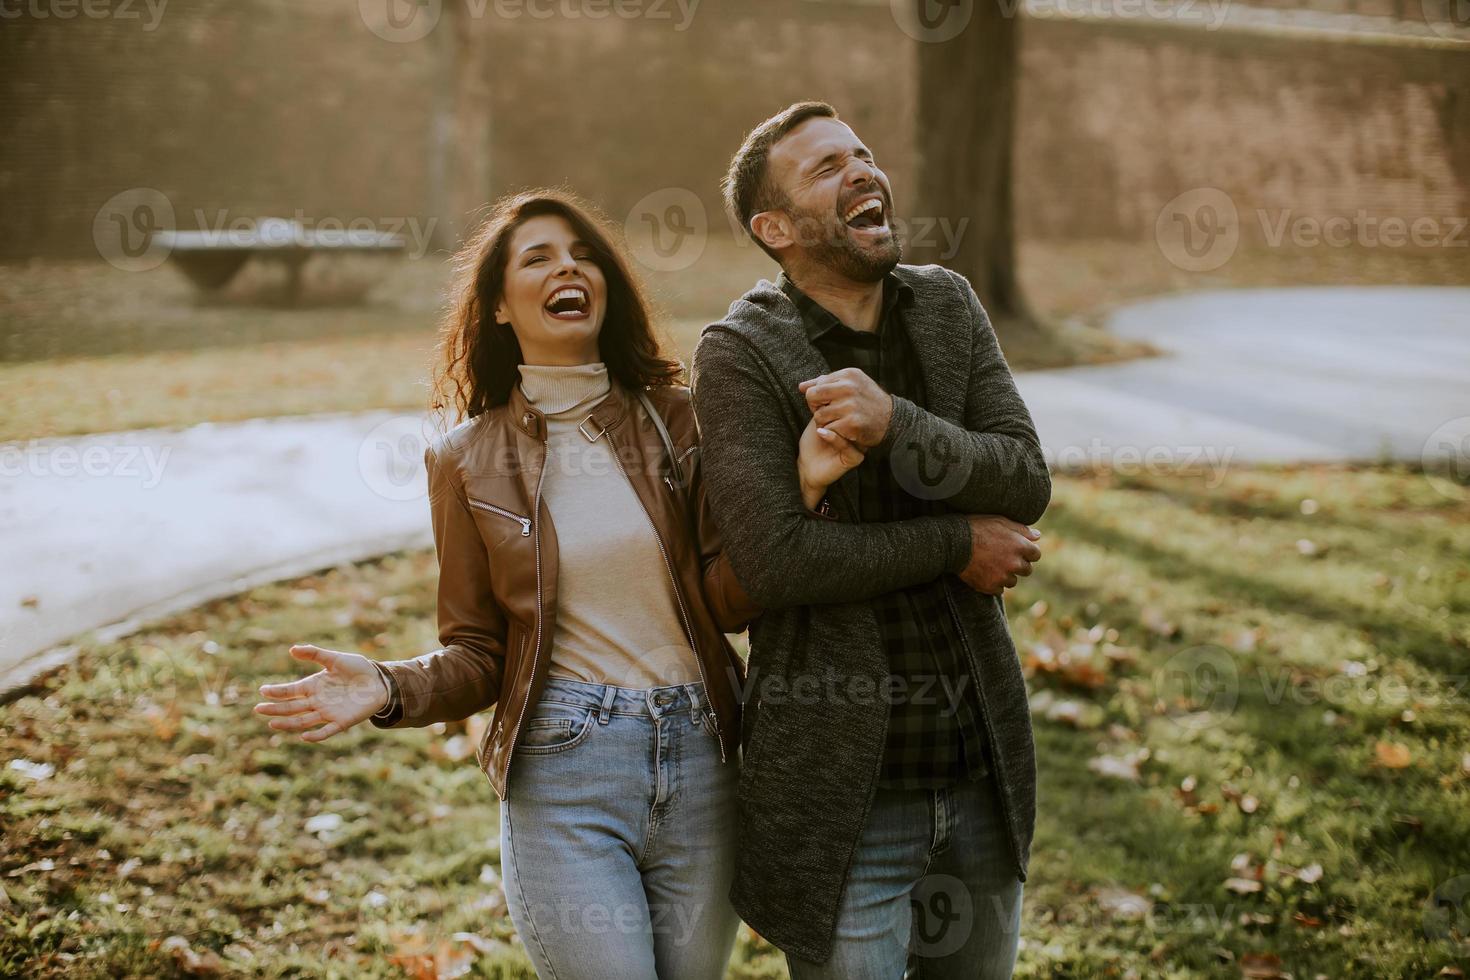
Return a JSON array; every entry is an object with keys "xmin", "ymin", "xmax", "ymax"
[
  {"xmin": 786, "ymin": 774, "xmax": 1024, "ymax": 979},
  {"xmin": 498, "ymin": 676, "xmax": 740, "ymax": 979}
]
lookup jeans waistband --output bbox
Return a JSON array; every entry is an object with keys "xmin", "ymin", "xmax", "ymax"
[{"xmin": 537, "ymin": 674, "xmax": 711, "ymax": 723}]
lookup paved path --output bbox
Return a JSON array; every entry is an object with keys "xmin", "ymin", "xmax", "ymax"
[
  {"xmin": 0, "ymin": 412, "xmax": 435, "ymax": 694},
  {"xmin": 2, "ymin": 286, "xmax": 1467, "ymax": 692},
  {"xmin": 1017, "ymin": 286, "xmax": 1470, "ymax": 472}
]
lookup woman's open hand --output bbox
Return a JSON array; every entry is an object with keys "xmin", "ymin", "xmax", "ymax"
[
  {"xmin": 253, "ymin": 644, "xmax": 390, "ymax": 743},
  {"xmin": 797, "ymin": 415, "xmax": 866, "ymax": 511}
]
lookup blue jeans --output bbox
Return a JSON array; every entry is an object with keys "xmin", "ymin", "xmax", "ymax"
[
  {"xmin": 499, "ymin": 676, "xmax": 740, "ymax": 979},
  {"xmin": 786, "ymin": 775, "xmax": 1024, "ymax": 980}
]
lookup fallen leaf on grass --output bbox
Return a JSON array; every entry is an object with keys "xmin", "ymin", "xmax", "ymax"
[
  {"xmin": 1108, "ymin": 723, "xmax": 1138, "ymax": 742},
  {"xmin": 159, "ymin": 935, "xmax": 225, "ymax": 976},
  {"xmin": 430, "ymin": 734, "xmax": 474, "ymax": 763},
  {"xmin": 1094, "ymin": 886, "xmax": 1151, "ymax": 920},
  {"xmin": 1231, "ymin": 852, "xmax": 1264, "ymax": 877},
  {"xmin": 1088, "ymin": 749, "xmax": 1148, "ymax": 783},
  {"xmin": 1374, "ymin": 741, "xmax": 1412, "ymax": 769},
  {"xmin": 1175, "ymin": 775, "xmax": 1199, "ymax": 807},
  {"xmin": 1140, "ymin": 607, "xmax": 1178, "ymax": 638},
  {"xmin": 385, "ymin": 926, "xmax": 505, "ymax": 980},
  {"xmin": 8, "ymin": 759, "xmax": 54, "ymax": 781},
  {"xmin": 467, "ymin": 714, "xmax": 490, "ymax": 751},
  {"xmin": 1224, "ymin": 628, "xmax": 1260, "ymax": 653},
  {"xmin": 1024, "ymin": 635, "xmax": 1113, "ymax": 691},
  {"xmin": 450, "ymin": 932, "xmax": 508, "ymax": 955},
  {"xmin": 1044, "ymin": 699, "xmax": 1103, "ymax": 729},
  {"xmin": 304, "ymin": 813, "xmax": 343, "ymax": 835},
  {"xmin": 1392, "ymin": 813, "xmax": 1424, "ymax": 836},
  {"xmin": 1291, "ymin": 863, "xmax": 1323, "ymax": 884},
  {"xmin": 143, "ymin": 702, "xmax": 181, "ymax": 741},
  {"xmin": 1239, "ymin": 951, "xmax": 1287, "ymax": 978}
]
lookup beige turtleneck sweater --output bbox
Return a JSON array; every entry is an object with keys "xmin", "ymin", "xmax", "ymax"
[{"xmin": 516, "ymin": 360, "xmax": 700, "ymax": 688}]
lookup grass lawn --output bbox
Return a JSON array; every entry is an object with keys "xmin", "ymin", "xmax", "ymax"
[
  {"xmin": 6, "ymin": 237, "xmax": 1463, "ymax": 443},
  {"xmin": 2, "ymin": 465, "xmax": 1466, "ymax": 978}
]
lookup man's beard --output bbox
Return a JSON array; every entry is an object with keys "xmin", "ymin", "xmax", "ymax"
[{"xmin": 786, "ymin": 198, "xmax": 902, "ymax": 283}]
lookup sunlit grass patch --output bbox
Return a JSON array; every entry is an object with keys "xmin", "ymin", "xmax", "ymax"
[{"xmin": 1, "ymin": 466, "xmax": 1466, "ymax": 977}]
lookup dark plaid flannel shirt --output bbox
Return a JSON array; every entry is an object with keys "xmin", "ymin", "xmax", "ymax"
[{"xmin": 779, "ymin": 271, "xmax": 988, "ymax": 788}]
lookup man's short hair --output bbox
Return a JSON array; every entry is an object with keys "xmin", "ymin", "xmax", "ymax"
[{"xmin": 722, "ymin": 101, "xmax": 838, "ymax": 260}]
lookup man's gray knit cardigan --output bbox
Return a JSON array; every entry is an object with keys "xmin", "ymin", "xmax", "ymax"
[{"xmin": 689, "ymin": 262, "xmax": 1052, "ymax": 963}]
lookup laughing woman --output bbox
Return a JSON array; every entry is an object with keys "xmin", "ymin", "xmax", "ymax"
[{"xmin": 252, "ymin": 190, "xmax": 862, "ymax": 979}]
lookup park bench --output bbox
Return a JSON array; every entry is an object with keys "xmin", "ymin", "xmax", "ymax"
[{"xmin": 155, "ymin": 217, "xmax": 406, "ymax": 301}]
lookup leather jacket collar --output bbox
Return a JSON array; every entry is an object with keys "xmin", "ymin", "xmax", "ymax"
[{"xmin": 506, "ymin": 372, "xmax": 629, "ymax": 443}]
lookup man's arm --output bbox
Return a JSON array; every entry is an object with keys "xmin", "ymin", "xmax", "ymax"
[
  {"xmin": 691, "ymin": 326, "xmax": 974, "ymax": 611},
  {"xmin": 869, "ymin": 270, "xmax": 1051, "ymax": 524}
]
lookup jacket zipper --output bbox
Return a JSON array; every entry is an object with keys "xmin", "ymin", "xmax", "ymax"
[
  {"xmin": 466, "ymin": 496, "xmax": 532, "ymax": 537},
  {"xmin": 610, "ymin": 422, "xmax": 727, "ymax": 764},
  {"xmin": 499, "ymin": 449, "xmax": 549, "ymax": 791}
]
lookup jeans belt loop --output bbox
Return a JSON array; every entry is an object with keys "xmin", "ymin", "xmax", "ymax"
[
  {"xmin": 597, "ymin": 685, "xmax": 617, "ymax": 725},
  {"xmin": 683, "ymin": 682, "xmax": 701, "ymax": 725}
]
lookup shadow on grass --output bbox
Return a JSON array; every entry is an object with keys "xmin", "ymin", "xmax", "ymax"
[{"xmin": 1042, "ymin": 507, "xmax": 1465, "ymax": 678}]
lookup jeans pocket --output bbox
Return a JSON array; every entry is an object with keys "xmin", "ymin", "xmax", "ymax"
[{"xmin": 513, "ymin": 701, "xmax": 596, "ymax": 755}]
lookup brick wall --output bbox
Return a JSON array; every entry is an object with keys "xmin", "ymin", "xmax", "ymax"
[
  {"xmin": 0, "ymin": 0, "xmax": 440, "ymax": 259},
  {"xmin": 1017, "ymin": 19, "xmax": 1470, "ymax": 243},
  {"xmin": 1, "ymin": 0, "xmax": 1464, "ymax": 259}
]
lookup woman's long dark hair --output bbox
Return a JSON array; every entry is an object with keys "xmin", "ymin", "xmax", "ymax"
[{"xmin": 429, "ymin": 189, "xmax": 684, "ymax": 424}]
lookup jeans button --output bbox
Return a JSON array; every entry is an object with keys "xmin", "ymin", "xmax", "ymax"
[{"xmin": 654, "ymin": 693, "xmax": 673, "ymax": 706}]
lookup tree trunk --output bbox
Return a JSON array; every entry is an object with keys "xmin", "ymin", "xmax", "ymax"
[
  {"xmin": 430, "ymin": 0, "xmax": 492, "ymax": 251},
  {"xmin": 910, "ymin": 0, "xmax": 1040, "ymax": 342}
]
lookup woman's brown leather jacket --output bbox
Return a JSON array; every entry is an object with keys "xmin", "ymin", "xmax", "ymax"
[{"xmin": 368, "ymin": 379, "xmax": 758, "ymax": 799}]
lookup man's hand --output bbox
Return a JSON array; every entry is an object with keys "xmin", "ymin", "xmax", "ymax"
[
  {"xmin": 798, "ymin": 368, "xmax": 893, "ymax": 450},
  {"xmin": 958, "ymin": 516, "xmax": 1042, "ymax": 595}
]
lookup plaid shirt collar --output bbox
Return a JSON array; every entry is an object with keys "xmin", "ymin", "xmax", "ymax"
[{"xmin": 776, "ymin": 270, "xmax": 915, "ymax": 344}]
